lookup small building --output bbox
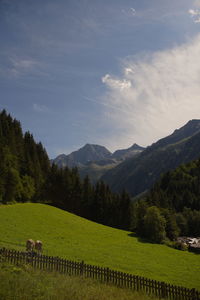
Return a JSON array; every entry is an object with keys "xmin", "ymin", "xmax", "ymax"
[{"xmin": 177, "ymin": 237, "xmax": 200, "ymax": 253}]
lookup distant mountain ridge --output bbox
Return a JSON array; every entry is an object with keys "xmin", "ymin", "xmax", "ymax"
[
  {"xmin": 101, "ymin": 119, "xmax": 200, "ymax": 196},
  {"xmin": 146, "ymin": 119, "xmax": 200, "ymax": 153},
  {"xmin": 53, "ymin": 143, "xmax": 145, "ymax": 181},
  {"xmin": 112, "ymin": 143, "xmax": 144, "ymax": 160},
  {"xmin": 53, "ymin": 144, "xmax": 112, "ymax": 168},
  {"xmin": 53, "ymin": 119, "xmax": 200, "ymax": 191}
]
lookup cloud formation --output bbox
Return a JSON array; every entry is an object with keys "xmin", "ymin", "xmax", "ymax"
[
  {"xmin": 101, "ymin": 34, "xmax": 200, "ymax": 150},
  {"xmin": 130, "ymin": 8, "xmax": 136, "ymax": 16},
  {"xmin": 33, "ymin": 103, "xmax": 49, "ymax": 113},
  {"xmin": 9, "ymin": 58, "xmax": 38, "ymax": 77},
  {"xmin": 102, "ymin": 74, "xmax": 131, "ymax": 91},
  {"xmin": 188, "ymin": 9, "xmax": 200, "ymax": 23},
  {"xmin": 121, "ymin": 7, "xmax": 136, "ymax": 18},
  {"xmin": 0, "ymin": 57, "xmax": 38, "ymax": 79}
]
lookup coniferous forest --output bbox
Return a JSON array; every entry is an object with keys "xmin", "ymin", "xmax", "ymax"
[
  {"xmin": 132, "ymin": 161, "xmax": 200, "ymax": 242},
  {"xmin": 0, "ymin": 109, "xmax": 200, "ymax": 243},
  {"xmin": 0, "ymin": 110, "xmax": 131, "ymax": 230}
]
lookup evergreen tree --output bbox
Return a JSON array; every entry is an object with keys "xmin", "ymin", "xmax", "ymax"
[
  {"xmin": 134, "ymin": 200, "xmax": 148, "ymax": 236},
  {"xmin": 144, "ymin": 206, "xmax": 166, "ymax": 243},
  {"xmin": 118, "ymin": 190, "xmax": 131, "ymax": 229},
  {"xmin": 161, "ymin": 209, "xmax": 180, "ymax": 240},
  {"xmin": 81, "ymin": 175, "xmax": 93, "ymax": 218},
  {"xmin": 0, "ymin": 110, "xmax": 50, "ymax": 203}
]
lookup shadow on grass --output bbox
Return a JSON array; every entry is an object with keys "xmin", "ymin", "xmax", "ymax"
[
  {"xmin": 127, "ymin": 233, "xmax": 158, "ymax": 244},
  {"xmin": 128, "ymin": 233, "xmax": 200, "ymax": 254}
]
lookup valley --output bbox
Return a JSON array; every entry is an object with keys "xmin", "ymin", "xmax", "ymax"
[{"xmin": 2, "ymin": 1, "xmax": 200, "ymax": 298}]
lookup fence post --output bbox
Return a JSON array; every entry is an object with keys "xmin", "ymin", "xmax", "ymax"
[
  {"xmin": 80, "ymin": 260, "xmax": 84, "ymax": 275},
  {"xmin": 0, "ymin": 248, "xmax": 5, "ymax": 262},
  {"xmin": 161, "ymin": 282, "xmax": 167, "ymax": 298},
  {"xmin": 106, "ymin": 267, "xmax": 110, "ymax": 284},
  {"xmin": 1, "ymin": 247, "xmax": 200, "ymax": 300},
  {"xmin": 191, "ymin": 288, "xmax": 197, "ymax": 300}
]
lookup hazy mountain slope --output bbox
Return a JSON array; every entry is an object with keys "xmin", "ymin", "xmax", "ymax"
[
  {"xmin": 147, "ymin": 119, "xmax": 200, "ymax": 152},
  {"xmin": 78, "ymin": 144, "xmax": 144, "ymax": 182},
  {"xmin": 78, "ymin": 159, "xmax": 120, "ymax": 182},
  {"xmin": 102, "ymin": 120, "xmax": 200, "ymax": 196},
  {"xmin": 53, "ymin": 143, "xmax": 144, "ymax": 182},
  {"xmin": 54, "ymin": 144, "xmax": 112, "ymax": 168},
  {"xmin": 112, "ymin": 143, "xmax": 145, "ymax": 160}
]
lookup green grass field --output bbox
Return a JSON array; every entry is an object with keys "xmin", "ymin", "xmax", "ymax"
[
  {"xmin": 0, "ymin": 262, "xmax": 157, "ymax": 300},
  {"xmin": 0, "ymin": 203, "xmax": 199, "ymax": 290}
]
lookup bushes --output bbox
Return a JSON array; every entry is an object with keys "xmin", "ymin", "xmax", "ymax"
[{"xmin": 173, "ymin": 241, "xmax": 188, "ymax": 251}]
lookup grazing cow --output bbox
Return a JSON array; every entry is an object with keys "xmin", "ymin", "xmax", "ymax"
[
  {"xmin": 26, "ymin": 239, "xmax": 35, "ymax": 252},
  {"xmin": 35, "ymin": 240, "xmax": 42, "ymax": 254}
]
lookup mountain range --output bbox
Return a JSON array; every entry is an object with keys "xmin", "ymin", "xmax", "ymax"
[
  {"xmin": 53, "ymin": 119, "xmax": 200, "ymax": 196},
  {"xmin": 53, "ymin": 144, "xmax": 111, "ymax": 168},
  {"xmin": 102, "ymin": 119, "xmax": 200, "ymax": 196},
  {"xmin": 53, "ymin": 143, "xmax": 144, "ymax": 181}
]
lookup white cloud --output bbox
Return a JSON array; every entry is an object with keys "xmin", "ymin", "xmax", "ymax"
[
  {"xmin": 189, "ymin": 7, "xmax": 200, "ymax": 23},
  {"xmin": 122, "ymin": 7, "xmax": 136, "ymax": 18},
  {"xmin": 33, "ymin": 103, "xmax": 49, "ymax": 113},
  {"xmin": 101, "ymin": 34, "xmax": 200, "ymax": 151},
  {"xmin": 130, "ymin": 8, "xmax": 136, "ymax": 16},
  {"xmin": 124, "ymin": 67, "xmax": 134, "ymax": 75},
  {"xmin": 0, "ymin": 57, "xmax": 49, "ymax": 80},
  {"xmin": 9, "ymin": 58, "xmax": 38, "ymax": 77},
  {"xmin": 12, "ymin": 59, "xmax": 36, "ymax": 69},
  {"xmin": 102, "ymin": 74, "xmax": 131, "ymax": 91},
  {"xmin": 189, "ymin": 9, "xmax": 199, "ymax": 16},
  {"xmin": 4, "ymin": 57, "xmax": 39, "ymax": 78}
]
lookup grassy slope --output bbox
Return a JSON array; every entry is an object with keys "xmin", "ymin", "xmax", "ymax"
[{"xmin": 0, "ymin": 203, "xmax": 199, "ymax": 290}]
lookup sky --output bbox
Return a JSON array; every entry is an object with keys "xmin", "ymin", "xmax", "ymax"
[{"xmin": 1, "ymin": 0, "xmax": 200, "ymax": 158}]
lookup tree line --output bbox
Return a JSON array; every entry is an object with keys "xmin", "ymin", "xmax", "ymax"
[
  {"xmin": 0, "ymin": 110, "xmax": 131, "ymax": 230},
  {"xmin": 131, "ymin": 160, "xmax": 200, "ymax": 242},
  {"xmin": 0, "ymin": 110, "xmax": 50, "ymax": 204}
]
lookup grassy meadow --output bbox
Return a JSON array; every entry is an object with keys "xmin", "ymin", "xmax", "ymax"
[
  {"xmin": 0, "ymin": 203, "xmax": 199, "ymax": 290},
  {"xmin": 0, "ymin": 261, "xmax": 158, "ymax": 300}
]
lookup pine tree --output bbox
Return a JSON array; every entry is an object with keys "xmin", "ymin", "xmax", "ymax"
[{"xmin": 144, "ymin": 206, "xmax": 166, "ymax": 243}]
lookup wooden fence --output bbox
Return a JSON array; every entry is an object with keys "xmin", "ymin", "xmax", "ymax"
[{"xmin": 0, "ymin": 248, "xmax": 199, "ymax": 300}]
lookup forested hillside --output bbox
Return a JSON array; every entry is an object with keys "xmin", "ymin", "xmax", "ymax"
[
  {"xmin": 102, "ymin": 120, "xmax": 200, "ymax": 196},
  {"xmin": 0, "ymin": 109, "xmax": 50, "ymax": 203},
  {"xmin": 132, "ymin": 158, "xmax": 200, "ymax": 242},
  {"xmin": 147, "ymin": 159, "xmax": 200, "ymax": 212},
  {"xmin": 0, "ymin": 110, "xmax": 131, "ymax": 230}
]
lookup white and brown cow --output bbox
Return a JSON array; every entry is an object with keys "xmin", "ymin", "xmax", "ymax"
[
  {"xmin": 26, "ymin": 239, "xmax": 35, "ymax": 252},
  {"xmin": 35, "ymin": 240, "xmax": 43, "ymax": 254}
]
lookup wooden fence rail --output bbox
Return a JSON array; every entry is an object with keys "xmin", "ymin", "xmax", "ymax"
[{"xmin": 0, "ymin": 248, "xmax": 199, "ymax": 300}]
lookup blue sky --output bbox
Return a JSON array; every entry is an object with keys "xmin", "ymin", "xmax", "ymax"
[{"xmin": 1, "ymin": 0, "xmax": 200, "ymax": 158}]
